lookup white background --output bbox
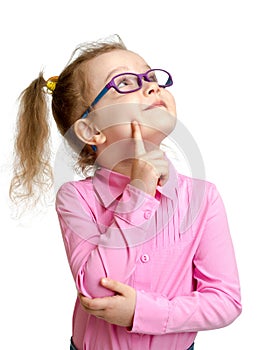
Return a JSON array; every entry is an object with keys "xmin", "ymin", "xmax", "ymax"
[{"xmin": 1, "ymin": 0, "xmax": 258, "ymax": 348}]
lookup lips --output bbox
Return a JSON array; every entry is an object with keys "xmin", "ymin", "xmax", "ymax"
[{"xmin": 144, "ymin": 100, "xmax": 167, "ymax": 110}]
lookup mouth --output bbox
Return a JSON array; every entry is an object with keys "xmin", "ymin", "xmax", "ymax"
[{"xmin": 144, "ymin": 101, "xmax": 167, "ymax": 111}]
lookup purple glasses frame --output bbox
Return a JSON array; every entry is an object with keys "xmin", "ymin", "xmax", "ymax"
[{"xmin": 81, "ymin": 68, "xmax": 173, "ymax": 119}]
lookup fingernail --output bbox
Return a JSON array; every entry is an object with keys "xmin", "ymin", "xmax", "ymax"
[{"xmin": 101, "ymin": 278, "xmax": 108, "ymax": 285}]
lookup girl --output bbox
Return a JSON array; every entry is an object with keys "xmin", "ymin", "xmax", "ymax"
[{"xmin": 10, "ymin": 35, "xmax": 241, "ymax": 350}]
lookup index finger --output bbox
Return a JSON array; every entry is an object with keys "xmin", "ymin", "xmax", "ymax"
[{"xmin": 131, "ymin": 121, "xmax": 146, "ymax": 156}]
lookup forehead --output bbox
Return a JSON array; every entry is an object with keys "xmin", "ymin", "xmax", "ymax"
[{"xmin": 86, "ymin": 49, "xmax": 149, "ymax": 81}]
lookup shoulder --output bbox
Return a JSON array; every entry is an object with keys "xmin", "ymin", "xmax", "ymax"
[
  {"xmin": 175, "ymin": 173, "xmax": 226, "ymax": 233},
  {"xmin": 178, "ymin": 172, "xmax": 217, "ymax": 193},
  {"xmin": 56, "ymin": 177, "xmax": 95, "ymax": 209},
  {"xmin": 176, "ymin": 172, "xmax": 222, "ymax": 209}
]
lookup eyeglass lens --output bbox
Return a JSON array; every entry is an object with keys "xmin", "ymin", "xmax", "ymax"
[{"xmin": 114, "ymin": 70, "xmax": 171, "ymax": 93}]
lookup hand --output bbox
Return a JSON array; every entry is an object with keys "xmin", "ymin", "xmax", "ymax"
[
  {"xmin": 130, "ymin": 121, "xmax": 169, "ymax": 196},
  {"xmin": 79, "ymin": 278, "xmax": 136, "ymax": 328}
]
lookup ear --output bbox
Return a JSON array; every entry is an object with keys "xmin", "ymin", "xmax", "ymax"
[{"xmin": 74, "ymin": 119, "xmax": 106, "ymax": 146}]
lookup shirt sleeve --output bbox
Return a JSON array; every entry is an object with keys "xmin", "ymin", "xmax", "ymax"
[
  {"xmin": 131, "ymin": 184, "xmax": 242, "ymax": 334},
  {"xmin": 56, "ymin": 181, "xmax": 159, "ymax": 298}
]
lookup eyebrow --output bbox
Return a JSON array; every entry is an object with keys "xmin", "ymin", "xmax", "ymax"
[
  {"xmin": 105, "ymin": 66, "xmax": 129, "ymax": 82},
  {"xmin": 105, "ymin": 64, "xmax": 151, "ymax": 83}
]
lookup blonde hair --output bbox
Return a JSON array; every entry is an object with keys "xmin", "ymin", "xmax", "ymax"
[{"xmin": 10, "ymin": 36, "xmax": 126, "ymax": 207}]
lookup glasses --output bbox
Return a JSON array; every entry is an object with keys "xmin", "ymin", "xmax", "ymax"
[{"xmin": 81, "ymin": 68, "xmax": 173, "ymax": 118}]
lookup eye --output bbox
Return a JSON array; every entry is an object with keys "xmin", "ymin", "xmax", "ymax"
[
  {"xmin": 117, "ymin": 78, "xmax": 130, "ymax": 88},
  {"xmin": 147, "ymin": 73, "xmax": 158, "ymax": 83},
  {"xmin": 114, "ymin": 74, "xmax": 138, "ymax": 91}
]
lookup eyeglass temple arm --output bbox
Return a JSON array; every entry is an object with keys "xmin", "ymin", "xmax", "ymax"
[{"xmin": 81, "ymin": 85, "xmax": 110, "ymax": 119}]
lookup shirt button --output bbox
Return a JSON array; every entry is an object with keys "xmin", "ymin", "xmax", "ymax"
[
  {"xmin": 144, "ymin": 210, "xmax": 152, "ymax": 219},
  {"xmin": 140, "ymin": 254, "xmax": 150, "ymax": 263}
]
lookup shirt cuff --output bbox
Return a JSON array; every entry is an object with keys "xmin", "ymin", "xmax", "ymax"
[
  {"xmin": 130, "ymin": 290, "xmax": 170, "ymax": 335},
  {"xmin": 115, "ymin": 184, "xmax": 160, "ymax": 227}
]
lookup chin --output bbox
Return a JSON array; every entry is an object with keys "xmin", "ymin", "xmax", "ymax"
[
  {"xmin": 141, "ymin": 128, "xmax": 175, "ymax": 149},
  {"xmin": 140, "ymin": 115, "xmax": 176, "ymax": 145}
]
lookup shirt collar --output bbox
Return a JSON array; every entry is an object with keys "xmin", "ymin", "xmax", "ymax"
[{"xmin": 91, "ymin": 160, "xmax": 178, "ymax": 208}]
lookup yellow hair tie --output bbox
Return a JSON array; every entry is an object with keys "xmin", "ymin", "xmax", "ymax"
[{"xmin": 46, "ymin": 76, "xmax": 59, "ymax": 93}]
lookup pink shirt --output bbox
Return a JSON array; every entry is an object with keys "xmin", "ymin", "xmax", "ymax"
[{"xmin": 56, "ymin": 162, "xmax": 241, "ymax": 350}]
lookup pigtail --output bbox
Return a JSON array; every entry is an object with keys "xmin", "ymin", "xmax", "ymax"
[
  {"xmin": 9, "ymin": 72, "xmax": 53, "ymax": 207},
  {"xmin": 10, "ymin": 37, "xmax": 127, "ymax": 211}
]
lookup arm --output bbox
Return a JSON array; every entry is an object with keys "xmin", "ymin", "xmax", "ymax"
[
  {"xmin": 79, "ymin": 185, "xmax": 242, "ymax": 333},
  {"xmin": 130, "ymin": 185, "xmax": 242, "ymax": 333},
  {"xmin": 56, "ymin": 182, "xmax": 159, "ymax": 298},
  {"xmin": 79, "ymin": 278, "xmax": 136, "ymax": 328}
]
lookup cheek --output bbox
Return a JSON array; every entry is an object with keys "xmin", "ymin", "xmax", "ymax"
[
  {"xmin": 104, "ymin": 124, "xmax": 132, "ymax": 143},
  {"xmin": 91, "ymin": 95, "xmax": 177, "ymax": 144},
  {"xmin": 91, "ymin": 103, "xmax": 140, "ymax": 132},
  {"xmin": 165, "ymin": 92, "xmax": 177, "ymax": 116}
]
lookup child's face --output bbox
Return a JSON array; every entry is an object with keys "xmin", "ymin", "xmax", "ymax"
[{"xmin": 85, "ymin": 49, "xmax": 177, "ymax": 150}]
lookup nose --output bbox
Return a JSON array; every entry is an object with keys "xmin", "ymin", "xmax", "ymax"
[{"xmin": 142, "ymin": 80, "xmax": 161, "ymax": 96}]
